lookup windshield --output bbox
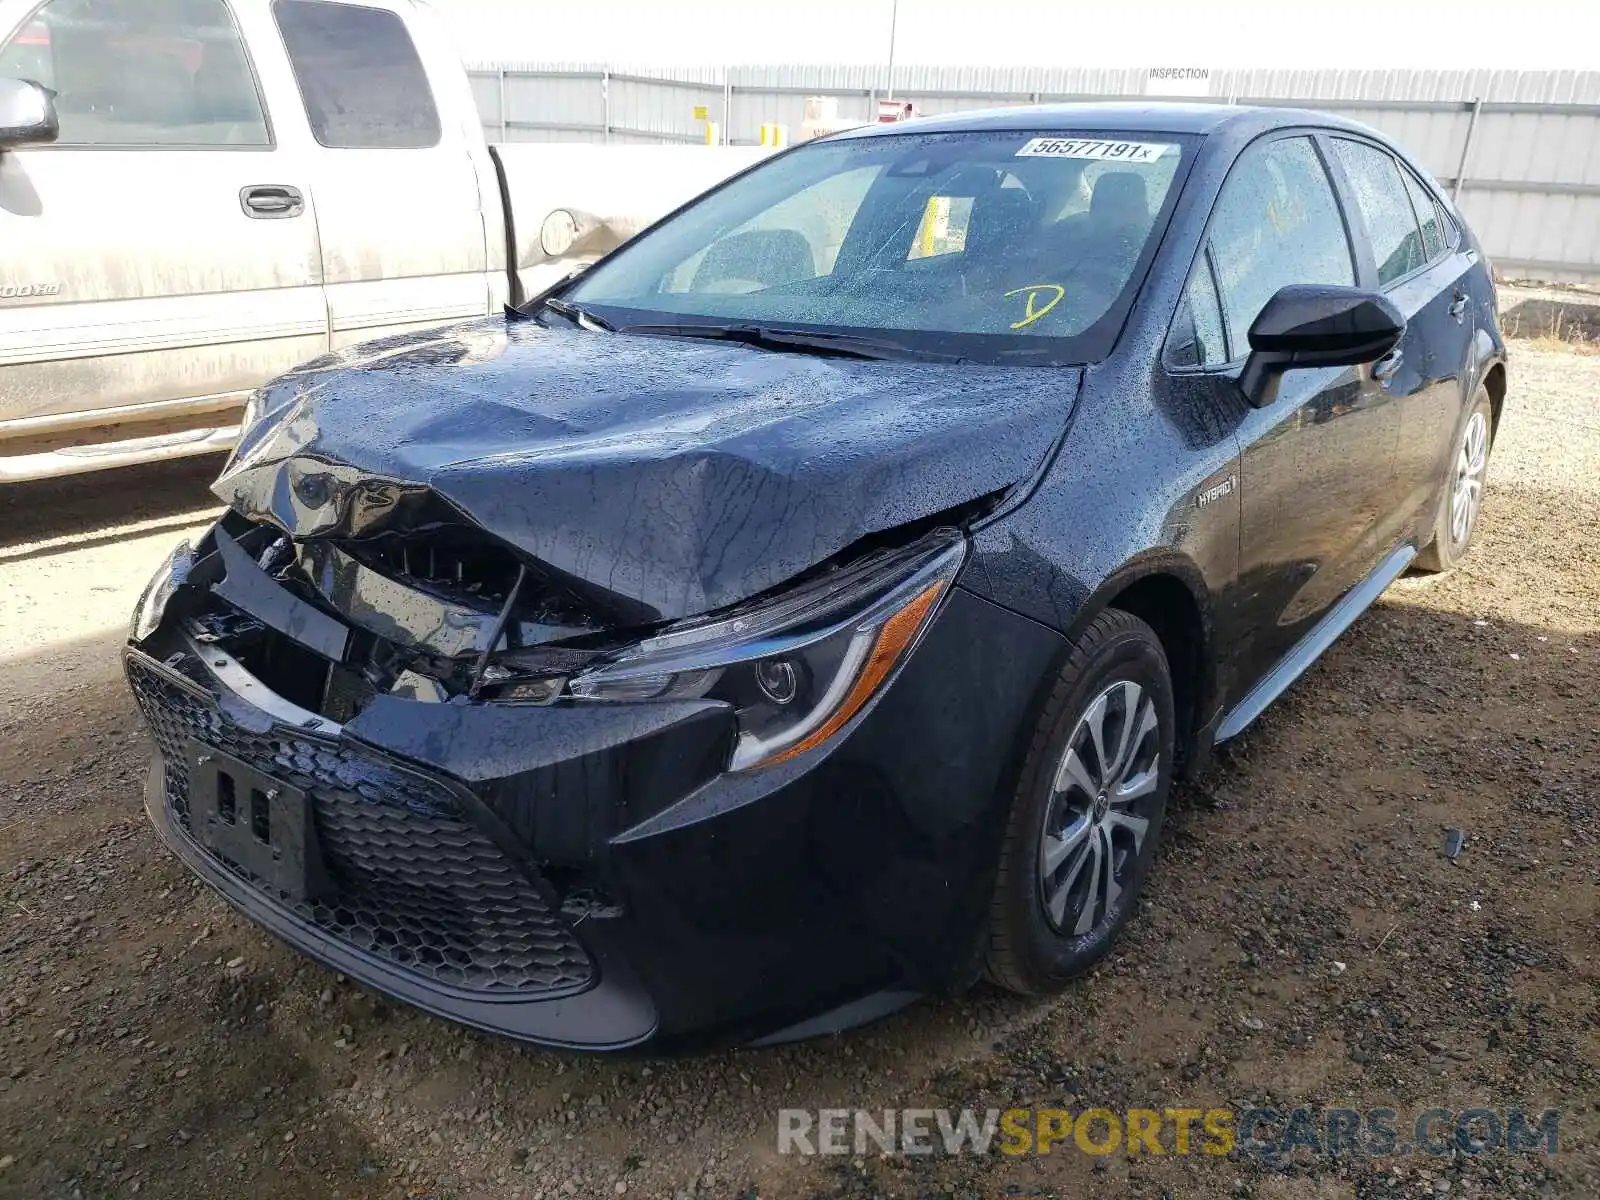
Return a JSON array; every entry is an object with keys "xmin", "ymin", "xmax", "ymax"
[{"xmin": 563, "ymin": 129, "xmax": 1195, "ymax": 365}]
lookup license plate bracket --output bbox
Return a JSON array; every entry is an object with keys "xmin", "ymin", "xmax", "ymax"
[{"xmin": 187, "ymin": 742, "xmax": 329, "ymax": 903}]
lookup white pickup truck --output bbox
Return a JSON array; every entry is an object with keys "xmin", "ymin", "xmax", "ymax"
[{"xmin": 0, "ymin": 0, "xmax": 768, "ymax": 481}]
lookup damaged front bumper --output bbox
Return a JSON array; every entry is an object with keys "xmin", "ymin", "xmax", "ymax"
[
  {"xmin": 123, "ymin": 515, "xmax": 1065, "ymax": 1049},
  {"xmin": 129, "ymin": 644, "xmax": 662, "ymax": 1048}
]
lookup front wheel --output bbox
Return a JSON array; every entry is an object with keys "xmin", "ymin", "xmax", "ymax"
[
  {"xmin": 985, "ymin": 609, "xmax": 1175, "ymax": 995},
  {"xmin": 1415, "ymin": 387, "xmax": 1494, "ymax": 573}
]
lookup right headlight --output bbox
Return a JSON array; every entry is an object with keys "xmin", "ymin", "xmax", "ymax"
[{"xmin": 567, "ymin": 531, "xmax": 966, "ymax": 770}]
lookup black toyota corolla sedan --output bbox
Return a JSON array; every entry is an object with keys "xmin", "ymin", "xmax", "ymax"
[{"xmin": 125, "ymin": 103, "xmax": 1506, "ymax": 1050}]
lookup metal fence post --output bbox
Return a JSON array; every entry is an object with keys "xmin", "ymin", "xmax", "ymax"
[
  {"xmin": 602, "ymin": 69, "xmax": 611, "ymax": 144},
  {"xmin": 885, "ymin": 0, "xmax": 898, "ymax": 100},
  {"xmin": 1452, "ymin": 97, "xmax": 1483, "ymax": 203},
  {"xmin": 498, "ymin": 68, "xmax": 508, "ymax": 143},
  {"xmin": 722, "ymin": 69, "xmax": 732, "ymax": 145}
]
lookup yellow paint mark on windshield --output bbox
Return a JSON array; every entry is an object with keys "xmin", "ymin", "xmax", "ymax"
[{"xmin": 1005, "ymin": 283, "xmax": 1066, "ymax": 330}]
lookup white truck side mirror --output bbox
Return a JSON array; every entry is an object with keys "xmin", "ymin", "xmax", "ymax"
[{"xmin": 0, "ymin": 78, "xmax": 58, "ymax": 150}]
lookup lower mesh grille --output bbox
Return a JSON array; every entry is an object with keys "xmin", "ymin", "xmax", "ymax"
[{"xmin": 126, "ymin": 652, "xmax": 594, "ymax": 996}]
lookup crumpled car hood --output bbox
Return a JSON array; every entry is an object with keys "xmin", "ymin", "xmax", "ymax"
[{"xmin": 216, "ymin": 315, "xmax": 1080, "ymax": 623}]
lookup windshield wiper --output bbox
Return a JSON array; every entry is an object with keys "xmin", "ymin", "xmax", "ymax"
[
  {"xmin": 619, "ymin": 322, "xmax": 958, "ymax": 363},
  {"xmin": 537, "ymin": 296, "xmax": 617, "ymax": 332}
]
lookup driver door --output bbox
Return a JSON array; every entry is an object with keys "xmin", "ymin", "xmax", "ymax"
[{"xmin": 1166, "ymin": 133, "xmax": 1399, "ymax": 698}]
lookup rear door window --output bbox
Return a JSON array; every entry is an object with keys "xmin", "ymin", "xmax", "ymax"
[
  {"xmin": 0, "ymin": 0, "xmax": 269, "ymax": 147},
  {"xmin": 272, "ymin": 0, "xmax": 441, "ymax": 149},
  {"xmin": 1330, "ymin": 139, "xmax": 1428, "ymax": 286}
]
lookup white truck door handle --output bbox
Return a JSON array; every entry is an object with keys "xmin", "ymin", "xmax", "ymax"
[{"xmin": 241, "ymin": 185, "xmax": 305, "ymax": 219}]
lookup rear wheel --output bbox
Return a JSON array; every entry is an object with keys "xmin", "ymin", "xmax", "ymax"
[
  {"xmin": 1416, "ymin": 387, "xmax": 1494, "ymax": 573},
  {"xmin": 986, "ymin": 609, "xmax": 1174, "ymax": 995}
]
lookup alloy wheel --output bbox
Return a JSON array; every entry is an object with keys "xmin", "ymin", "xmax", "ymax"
[
  {"xmin": 1036, "ymin": 679, "xmax": 1162, "ymax": 936},
  {"xmin": 1450, "ymin": 410, "xmax": 1489, "ymax": 548}
]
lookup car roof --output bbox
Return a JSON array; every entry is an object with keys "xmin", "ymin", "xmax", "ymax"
[{"xmin": 835, "ymin": 101, "xmax": 1369, "ymax": 141}]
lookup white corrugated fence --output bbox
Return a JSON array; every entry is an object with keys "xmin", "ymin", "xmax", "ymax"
[{"xmin": 467, "ymin": 64, "xmax": 1600, "ymax": 284}]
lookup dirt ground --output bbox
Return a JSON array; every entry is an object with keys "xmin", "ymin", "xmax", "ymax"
[{"xmin": 0, "ymin": 342, "xmax": 1595, "ymax": 1200}]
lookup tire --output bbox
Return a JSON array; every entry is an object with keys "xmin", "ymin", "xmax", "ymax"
[
  {"xmin": 1415, "ymin": 386, "xmax": 1494, "ymax": 574},
  {"xmin": 986, "ymin": 608, "xmax": 1175, "ymax": 995}
]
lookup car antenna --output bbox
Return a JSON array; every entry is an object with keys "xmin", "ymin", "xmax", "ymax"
[{"xmin": 468, "ymin": 563, "xmax": 528, "ymax": 699}]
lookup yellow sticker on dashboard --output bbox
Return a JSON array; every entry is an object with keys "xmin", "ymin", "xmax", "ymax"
[{"xmin": 1005, "ymin": 283, "xmax": 1066, "ymax": 330}]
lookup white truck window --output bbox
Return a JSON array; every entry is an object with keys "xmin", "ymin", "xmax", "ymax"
[
  {"xmin": 273, "ymin": 0, "xmax": 441, "ymax": 150},
  {"xmin": 0, "ymin": 0, "xmax": 269, "ymax": 147}
]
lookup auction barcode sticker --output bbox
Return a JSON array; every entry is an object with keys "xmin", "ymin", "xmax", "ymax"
[{"xmin": 1014, "ymin": 138, "xmax": 1175, "ymax": 162}]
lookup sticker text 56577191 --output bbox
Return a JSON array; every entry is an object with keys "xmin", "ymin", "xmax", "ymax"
[{"xmin": 1014, "ymin": 138, "xmax": 1174, "ymax": 163}]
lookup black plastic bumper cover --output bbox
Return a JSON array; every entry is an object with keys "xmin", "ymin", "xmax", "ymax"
[
  {"xmin": 142, "ymin": 760, "xmax": 659, "ymax": 1050},
  {"xmin": 126, "ymin": 644, "xmax": 659, "ymax": 1050}
]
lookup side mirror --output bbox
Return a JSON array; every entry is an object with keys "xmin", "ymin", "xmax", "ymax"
[
  {"xmin": 1238, "ymin": 284, "xmax": 1404, "ymax": 408},
  {"xmin": 0, "ymin": 78, "xmax": 59, "ymax": 150}
]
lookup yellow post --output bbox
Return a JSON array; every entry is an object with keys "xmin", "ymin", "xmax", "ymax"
[{"xmin": 704, "ymin": 120, "xmax": 719, "ymax": 145}]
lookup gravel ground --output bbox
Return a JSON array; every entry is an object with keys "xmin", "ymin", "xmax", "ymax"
[{"xmin": 0, "ymin": 343, "xmax": 1595, "ymax": 1200}]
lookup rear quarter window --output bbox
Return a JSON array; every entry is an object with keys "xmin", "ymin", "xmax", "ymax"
[{"xmin": 1400, "ymin": 167, "xmax": 1446, "ymax": 261}]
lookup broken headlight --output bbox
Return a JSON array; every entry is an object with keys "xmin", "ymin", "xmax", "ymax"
[
  {"xmin": 129, "ymin": 541, "xmax": 194, "ymax": 643},
  {"xmin": 568, "ymin": 531, "xmax": 965, "ymax": 770}
]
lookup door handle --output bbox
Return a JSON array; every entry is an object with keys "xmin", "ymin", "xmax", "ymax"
[
  {"xmin": 240, "ymin": 184, "xmax": 305, "ymax": 219},
  {"xmin": 1372, "ymin": 348, "xmax": 1403, "ymax": 383},
  {"xmin": 1448, "ymin": 292, "xmax": 1469, "ymax": 322}
]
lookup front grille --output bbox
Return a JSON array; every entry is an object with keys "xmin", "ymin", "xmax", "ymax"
[{"xmin": 126, "ymin": 652, "xmax": 594, "ymax": 996}]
